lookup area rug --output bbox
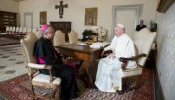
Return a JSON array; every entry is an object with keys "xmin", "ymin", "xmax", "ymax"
[{"xmin": 0, "ymin": 65, "xmax": 154, "ymax": 100}]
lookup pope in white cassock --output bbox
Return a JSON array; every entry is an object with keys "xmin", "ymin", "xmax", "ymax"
[{"xmin": 94, "ymin": 24, "xmax": 137, "ymax": 92}]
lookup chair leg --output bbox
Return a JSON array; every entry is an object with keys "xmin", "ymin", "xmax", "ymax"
[
  {"xmin": 135, "ymin": 75, "xmax": 142, "ymax": 89},
  {"xmin": 55, "ymin": 86, "xmax": 60, "ymax": 100},
  {"xmin": 117, "ymin": 78, "xmax": 124, "ymax": 95},
  {"xmin": 30, "ymin": 82, "xmax": 35, "ymax": 99},
  {"xmin": 117, "ymin": 90, "xmax": 124, "ymax": 95}
]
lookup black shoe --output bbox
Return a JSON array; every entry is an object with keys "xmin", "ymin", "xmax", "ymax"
[
  {"xmin": 74, "ymin": 93, "xmax": 79, "ymax": 98},
  {"xmin": 91, "ymin": 83, "xmax": 98, "ymax": 89},
  {"xmin": 116, "ymin": 90, "xmax": 123, "ymax": 95}
]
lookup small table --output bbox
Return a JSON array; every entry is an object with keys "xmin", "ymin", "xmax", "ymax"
[{"xmin": 55, "ymin": 43, "xmax": 103, "ymax": 88}]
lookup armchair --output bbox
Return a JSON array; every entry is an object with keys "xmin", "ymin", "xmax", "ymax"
[
  {"xmin": 53, "ymin": 30, "xmax": 65, "ymax": 46},
  {"xmin": 117, "ymin": 28, "xmax": 156, "ymax": 94},
  {"xmin": 68, "ymin": 30, "xmax": 78, "ymax": 44},
  {"xmin": 35, "ymin": 30, "xmax": 42, "ymax": 39},
  {"xmin": 19, "ymin": 27, "xmax": 23, "ymax": 34},
  {"xmin": 12, "ymin": 26, "xmax": 16, "ymax": 34},
  {"xmin": 22, "ymin": 27, "xmax": 27, "ymax": 34},
  {"xmin": 8, "ymin": 26, "xmax": 13, "ymax": 34},
  {"xmin": 20, "ymin": 32, "xmax": 61, "ymax": 100},
  {"xmin": 15, "ymin": 27, "xmax": 19, "ymax": 34}
]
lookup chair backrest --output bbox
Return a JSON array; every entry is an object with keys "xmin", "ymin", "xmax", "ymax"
[
  {"xmin": 68, "ymin": 30, "xmax": 78, "ymax": 44},
  {"xmin": 35, "ymin": 30, "xmax": 42, "ymax": 39},
  {"xmin": 12, "ymin": 26, "xmax": 16, "ymax": 33},
  {"xmin": 20, "ymin": 32, "xmax": 38, "ymax": 64},
  {"xmin": 53, "ymin": 30, "xmax": 65, "ymax": 46},
  {"xmin": 19, "ymin": 27, "xmax": 23, "ymax": 33},
  {"xmin": 6, "ymin": 26, "xmax": 10, "ymax": 32},
  {"xmin": 15, "ymin": 27, "xmax": 19, "ymax": 33},
  {"xmin": 9, "ymin": 26, "xmax": 13, "ymax": 32},
  {"xmin": 27, "ymin": 27, "xmax": 32, "ymax": 32},
  {"xmin": 133, "ymin": 28, "xmax": 156, "ymax": 66},
  {"xmin": 32, "ymin": 28, "xmax": 37, "ymax": 33},
  {"xmin": 23, "ymin": 27, "xmax": 27, "ymax": 33}
]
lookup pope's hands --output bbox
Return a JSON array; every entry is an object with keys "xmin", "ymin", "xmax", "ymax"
[
  {"xmin": 101, "ymin": 50, "xmax": 104, "ymax": 57},
  {"xmin": 108, "ymin": 53, "xmax": 115, "ymax": 57}
]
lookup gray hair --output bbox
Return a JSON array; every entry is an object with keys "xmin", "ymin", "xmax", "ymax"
[{"xmin": 42, "ymin": 25, "xmax": 52, "ymax": 36}]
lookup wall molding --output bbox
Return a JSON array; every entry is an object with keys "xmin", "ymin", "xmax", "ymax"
[
  {"xmin": 24, "ymin": 12, "xmax": 33, "ymax": 28},
  {"xmin": 111, "ymin": 4, "xmax": 143, "ymax": 40},
  {"xmin": 157, "ymin": 0, "xmax": 175, "ymax": 13}
]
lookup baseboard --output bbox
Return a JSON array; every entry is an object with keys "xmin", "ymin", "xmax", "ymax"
[{"xmin": 153, "ymin": 66, "xmax": 165, "ymax": 100}]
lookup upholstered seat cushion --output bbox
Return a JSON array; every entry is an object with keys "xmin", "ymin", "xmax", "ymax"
[
  {"xmin": 32, "ymin": 73, "xmax": 61, "ymax": 85},
  {"xmin": 122, "ymin": 66, "xmax": 142, "ymax": 77}
]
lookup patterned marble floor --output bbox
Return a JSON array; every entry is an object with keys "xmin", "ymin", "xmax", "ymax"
[
  {"xmin": 0, "ymin": 44, "xmax": 27, "ymax": 82},
  {"xmin": 0, "ymin": 37, "xmax": 20, "ymax": 46}
]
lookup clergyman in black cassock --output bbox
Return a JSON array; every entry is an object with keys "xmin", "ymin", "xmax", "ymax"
[
  {"xmin": 135, "ymin": 20, "xmax": 147, "ymax": 31},
  {"xmin": 33, "ymin": 25, "xmax": 78, "ymax": 100}
]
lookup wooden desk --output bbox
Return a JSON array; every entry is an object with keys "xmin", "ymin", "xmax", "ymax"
[{"xmin": 55, "ymin": 44, "xmax": 103, "ymax": 88}]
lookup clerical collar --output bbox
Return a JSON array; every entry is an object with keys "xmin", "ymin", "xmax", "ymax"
[
  {"xmin": 43, "ymin": 37, "xmax": 51, "ymax": 42},
  {"xmin": 116, "ymin": 33, "xmax": 125, "ymax": 38}
]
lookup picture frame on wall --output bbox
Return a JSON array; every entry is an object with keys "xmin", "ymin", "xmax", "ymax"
[
  {"xmin": 40, "ymin": 11, "xmax": 47, "ymax": 25},
  {"xmin": 85, "ymin": 7, "xmax": 98, "ymax": 26}
]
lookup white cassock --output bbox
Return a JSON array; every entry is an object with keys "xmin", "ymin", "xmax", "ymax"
[{"xmin": 95, "ymin": 33, "xmax": 137, "ymax": 92}]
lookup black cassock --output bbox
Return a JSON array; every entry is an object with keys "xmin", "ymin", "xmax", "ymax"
[
  {"xmin": 135, "ymin": 25, "xmax": 146, "ymax": 31},
  {"xmin": 34, "ymin": 37, "xmax": 78, "ymax": 100}
]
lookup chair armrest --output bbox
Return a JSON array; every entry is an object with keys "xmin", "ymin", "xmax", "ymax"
[
  {"xmin": 28, "ymin": 63, "xmax": 46, "ymax": 69},
  {"xmin": 119, "ymin": 54, "xmax": 146, "ymax": 70},
  {"xmin": 28, "ymin": 63, "xmax": 54, "ymax": 83}
]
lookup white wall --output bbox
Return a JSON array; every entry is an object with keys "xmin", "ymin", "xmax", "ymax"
[
  {"xmin": 0, "ymin": 0, "xmax": 19, "ymax": 12},
  {"xmin": 19, "ymin": 0, "xmax": 157, "ymax": 41},
  {"xmin": 156, "ymin": 2, "xmax": 175, "ymax": 100},
  {"xmin": 0, "ymin": 0, "xmax": 19, "ymax": 26}
]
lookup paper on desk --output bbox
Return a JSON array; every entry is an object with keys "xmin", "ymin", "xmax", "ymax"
[
  {"xmin": 90, "ymin": 42, "xmax": 110, "ymax": 48},
  {"xmin": 90, "ymin": 45, "xmax": 101, "ymax": 48},
  {"xmin": 77, "ymin": 43, "xmax": 87, "ymax": 46},
  {"xmin": 92, "ymin": 42, "xmax": 110, "ymax": 47}
]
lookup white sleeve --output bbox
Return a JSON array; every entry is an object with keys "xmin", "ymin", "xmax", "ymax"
[
  {"xmin": 114, "ymin": 39, "xmax": 135, "ymax": 58},
  {"xmin": 125, "ymin": 40, "xmax": 137, "ymax": 68},
  {"xmin": 104, "ymin": 37, "xmax": 115, "ymax": 51}
]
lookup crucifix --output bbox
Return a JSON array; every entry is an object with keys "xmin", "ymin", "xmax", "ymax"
[{"xmin": 55, "ymin": 1, "xmax": 68, "ymax": 18}]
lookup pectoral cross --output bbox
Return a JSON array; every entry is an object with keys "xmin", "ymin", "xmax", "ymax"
[{"xmin": 55, "ymin": 1, "xmax": 68, "ymax": 18}]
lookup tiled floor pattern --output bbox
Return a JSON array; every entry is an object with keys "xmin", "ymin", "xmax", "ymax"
[{"xmin": 0, "ymin": 45, "xmax": 27, "ymax": 82}]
